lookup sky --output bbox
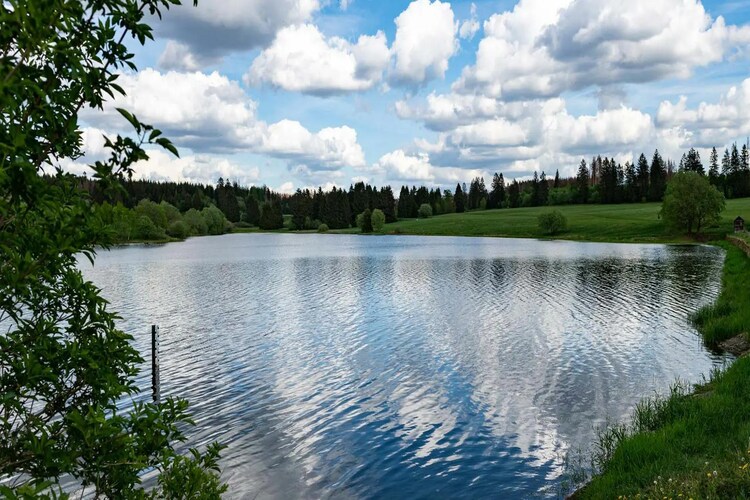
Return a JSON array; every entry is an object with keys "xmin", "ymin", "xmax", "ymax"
[{"xmin": 72, "ymin": 0, "xmax": 750, "ymax": 193}]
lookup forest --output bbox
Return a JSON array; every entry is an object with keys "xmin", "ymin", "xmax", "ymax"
[{"xmin": 86, "ymin": 144, "xmax": 750, "ymax": 241}]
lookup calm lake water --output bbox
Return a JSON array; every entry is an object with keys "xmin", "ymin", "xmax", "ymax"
[{"xmin": 82, "ymin": 234, "xmax": 729, "ymax": 498}]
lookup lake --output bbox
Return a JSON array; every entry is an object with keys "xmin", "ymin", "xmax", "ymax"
[{"xmin": 81, "ymin": 233, "xmax": 730, "ymax": 498}]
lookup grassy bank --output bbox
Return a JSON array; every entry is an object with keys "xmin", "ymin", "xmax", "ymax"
[
  {"xmin": 335, "ymin": 198, "xmax": 750, "ymax": 244},
  {"xmin": 577, "ymin": 243, "xmax": 750, "ymax": 498}
]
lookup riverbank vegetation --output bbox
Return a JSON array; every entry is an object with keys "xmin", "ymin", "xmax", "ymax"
[{"xmin": 574, "ymin": 242, "xmax": 750, "ymax": 498}]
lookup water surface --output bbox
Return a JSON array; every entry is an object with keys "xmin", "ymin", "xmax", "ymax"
[{"xmin": 82, "ymin": 234, "xmax": 729, "ymax": 498}]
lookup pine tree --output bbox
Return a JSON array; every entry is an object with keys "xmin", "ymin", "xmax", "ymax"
[
  {"xmin": 684, "ymin": 148, "xmax": 704, "ymax": 175},
  {"xmin": 509, "ymin": 179, "xmax": 521, "ymax": 208},
  {"xmin": 397, "ymin": 186, "xmax": 411, "ymax": 219},
  {"xmin": 649, "ymin": 150, "xmax": 667, "ymax": 202},
  {"xmin": 576, "ymin": 159, "xmax": 590, "ymax": 204},
  {"xmin": 530, "ymin": 172, "xmax": 540, "ymax": 206},
  {"xmin": 244, "ymin": 196, "xmax": 261, "ymax": 226},
  {"xmin": 722, "ymin": 148, "xmax": 732, "ymax": 175},
  {"xmin": 538, "ymin": 171, "xmax": 549, "ymax": 206},
  {"xmin": 380, "ymin": 186, "xmax": 398, "ymax": 222},
  {"xmin": 709, "ymin": 147, "xmax": 720, "ymax": 187},
  {"xmin": 553, "ymin": 169, "xmax": 560, "ymax": 189},
  {"xmin": 637, "ymin": 153, "xmax": 650, "ymax": 201},
  {"xmin": 625, "ymin": 161, "xmax": 638, "ymax": 202},
  {"xmin": 489, "ymin": 172, "xmax": 505, "ymax": 209},
  {"xmin": 455, "ymin": 183, "xmax": 466, "ymax": 213}
]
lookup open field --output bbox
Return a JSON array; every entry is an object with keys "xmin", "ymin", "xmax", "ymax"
[{"xmin": 339, "ymin": 198, "xmax": 750, "ymax": 244}]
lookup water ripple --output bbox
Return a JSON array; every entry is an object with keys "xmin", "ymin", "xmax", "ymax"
[{"xmin": 81, "ymin": 234, "xmax": 729, "ymax": 498}]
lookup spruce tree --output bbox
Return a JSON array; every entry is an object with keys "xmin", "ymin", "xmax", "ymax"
[
  {"xmin": 709, "ymin": 147, "xmax": 720, "ymax": 187},
  {"xmin": 489, "ymin": 172, "xmax": 505, "ymax": 209},
  {"xmin": 553, "ymin": 170, "xmax": 560, "ymax": 189},
  {"xmin": 509, "ymin": 180, "xmax": 521, "ymax": 208},
  {"xmin": 649, "ymin": 150, "xmax": 667, "ymax": 202},
  {"xmin": 637, "ymin": 153, "xmax": 650, "ymax": 201},
  {"xmin": 397, "ymin": 186, "xmax": 411, "ymax": 219},
  {"xmin": 455, "ymin": 183, "xmax": 466, "ymax": 213},
  {"xmin": 538, "ymin": 171, "xmax": 549, "ymax": 206},
  {"xmin": 576, "ymin": 159, "xmax": 590, "ymax": 204}
]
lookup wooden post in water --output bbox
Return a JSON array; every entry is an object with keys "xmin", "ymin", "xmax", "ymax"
[{"xmin": 151, "ymin": 325, "xmax": 160, "ymax": 403}]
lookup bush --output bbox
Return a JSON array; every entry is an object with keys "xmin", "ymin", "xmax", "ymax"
[
  {"xmin": 357, "ymin": 209, "xmax": 373, "ymax": 233},
  {"xmin": 318, "ymin": 223, "xmax": 329, "ymax": 233},
  {"xmin": 201, "ymin": 205, "xmax": 227, "ymax": 235},
  {"xmin": 418, "ymin": 203, "xmax": 433, "ymax": 218},
  {"xmin": 167, "ymin": 220, "xmax": 190, "ymax": 239},
  {"xmin": 183, "ymin": 208, "xmax": 208, "ymax": 235},
  {"xmin": 371, "ymin": 209, "xmax": 386, "ymax": 231},
  {"xmin": 538, "ymin": 210, "xmax": 567, "ymax": 235},
  {"xmin": 135, "ymin": 215, "xmax": 167, "ymax": 240}
]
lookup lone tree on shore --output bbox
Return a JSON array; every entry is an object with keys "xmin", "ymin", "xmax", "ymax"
[
  {"xmin": 1, "ymin": 0, "xmax": 226, "ymax": 496},
  {"xmin": 660, "ymin": 172, "xmax": 725, "ymax": 235}
]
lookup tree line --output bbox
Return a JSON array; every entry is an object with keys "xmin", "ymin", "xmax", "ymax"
[{"xmin": 81, "ymin": 144, "xmax": 750, "ymax": 239}]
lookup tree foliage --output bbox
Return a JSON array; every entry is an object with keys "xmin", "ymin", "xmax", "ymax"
[
  {"xmin": 418, "ymin": 203, "xmax": 433, "ymax": 218},
  {"xmin": 1, "ymin": 0, "xmax": 226, "ymax": 496},
  {"xmin": 660, "ymin": 172, "xmax": 725, "ymax": 234},
  {"xmin": 371, "ymin": 209, "xmax": 386, "ymax": 232},
  {"xmin": 538, "ymin": 210, "xmax": 568, "ymax": 235}
]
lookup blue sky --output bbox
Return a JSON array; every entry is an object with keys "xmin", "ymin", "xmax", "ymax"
[{"xmin": 75, "ymin": 0, "xmax": 750, "ymax": 192}]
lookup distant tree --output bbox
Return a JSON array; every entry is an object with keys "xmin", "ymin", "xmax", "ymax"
[
  {"xmin": 538, "ymin": 210, "xmax": 568, "ymax": 235},
  {"xmin": 245, "ymin": 196, "xmax": 261, "ymax": 226},
  {"xmin": 455, "ymin": 183, "xmax": 466, "ymax": 213},
  {"xmin": 289, "ymin": 189, "xmax": 313, "ymax": 230},
  {"xmin": 683, "ymin": 148, "xmax": 704, "ymax": 175},
  {"xmin": 553, "ymin": 170, "xmax": 560, "ymax": 188},
  {"xmin": 509, "ymin": 180, "xmax": 521, "ymax": 208},
  {"xmin": 191, "ymin": 190, "xmax": 204, "ymax": 210},
  {"xmin": 531, "ymin": 171, "xmax": 541, "ymax": 206},
  {"xmin": 357, "ymin": 209, "xmax": 374, "ymax": 233},
  {"xmin": 649, "ymin": 150, "xmax": 667, "ymax": 202},
  {"xmin": 371, "ymin": 209, "xmax": 386, "ymax": 231},
  {"xmin": 636, "ymin": 153, "xmax": 650, "ymax": 201},
  {"xmin": 202, "ymin": 205, "xmax": 228, "ymax": 235},
  {"xmin": 184, "ymin": 208, "xmax": 209, "ymax": 235},
  {"xmin": 397, "ymin": 186, "xmax": 411, "ymax": 219},
  {"xmin": 488, "ymin": 173, "xmax": 505, "ymax": 209},
  {"xmin": 418, "ymin": 203, "xmax": 433, "ymax": 218},
  {"xmin": 259, "ymin": 201, "xmax": 284, "ymax": 230},
  {"xmin": 538, "ymin": 171, "xmax": 549, "ymax": 206},
  {"xmin": 576, "ymin": 159, "xmax": 590, "ymax": 204},
  {"xmin": 379, "ymin": 186, "xmax": 398, "ymax": 222},
  {"xmin": 709, "ymin": 147, "xmax": 720, "ymax": 187},
  {"xmin": 660, "ymin": 172, "xmax": 725, "ymax": 234},
  {"xmin": 625, "ymin": 161, "xmax": 638, "ymax": 202}
]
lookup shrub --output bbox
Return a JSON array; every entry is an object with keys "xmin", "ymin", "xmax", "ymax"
[
  {"xmin": 418, "ymin": 203, "xmax": 433, "ymax": 218},
  {"xmin": 167, "ymin": 220, "xmax": 190, "ymax": 239},
  {"xmin": 371, "ymin": 209, "xmax": 386, "ymax": 231},
  {"xmin": 357, "ymin": 209, "xmax": 373, "ymax": 233},
  {"xmin": 183, "ymin": 208, "xmax": 208, "ymax": 235},
  {"xmin": 135, "ymin": 215, "xmax": 167, "ymax": 240},
  {"xmin": 318, "ymin": 223, "xmax": 329, "ymax": 233},
  {"xmin": 538, "ymin": 210, "xmax": 567, "ymax": 235}
]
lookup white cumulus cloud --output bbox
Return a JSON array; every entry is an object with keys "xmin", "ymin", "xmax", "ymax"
[
  {"xmin": 391, "ymin": 0, "xmax": 458, "ymax": 85},
  {"xmin": 245, "ymin": 24, "xmax": 389, "ymax": 95},
  {"xmin": 80, "ymin": 69, "xmax": 365, "ymax": 173}
]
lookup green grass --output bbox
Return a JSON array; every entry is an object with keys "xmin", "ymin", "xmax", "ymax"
[
  {"xmin": 576, "ymin": 359, "xmax": 750, "ymax": 499},
  {"xmin": 336, "ymin": 198, "xmax": 750, "ymax": 244},
  {"xmin": 692, "ymin": 243, "xmax": 750, "ymax": 346},
  {"xmin": 576, "ymin": 241, "xmax": 750, "ymax": 498}
]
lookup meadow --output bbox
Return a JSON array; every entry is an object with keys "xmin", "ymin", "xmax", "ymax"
[{"xmin": 345, "ymin": 198, "xmax": 750, "ymax": 244}]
